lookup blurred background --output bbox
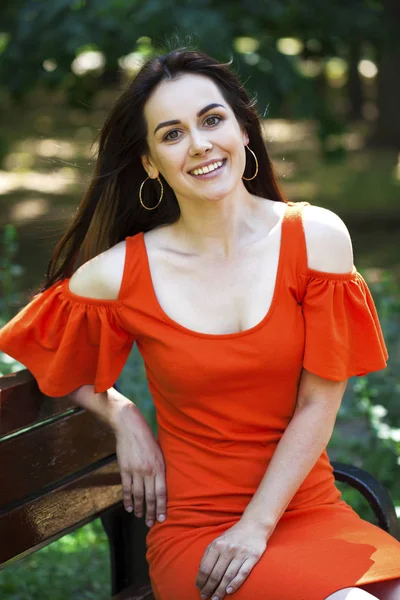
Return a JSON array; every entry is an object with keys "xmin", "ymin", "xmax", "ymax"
[{"xmin": 0, "ymin": 0, "xmax": 399, "ymax": 598}]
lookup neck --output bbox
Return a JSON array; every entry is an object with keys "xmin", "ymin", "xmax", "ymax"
[{"xmin": 171, "ymin": 187, "xmax": 268, "ymax": 260}]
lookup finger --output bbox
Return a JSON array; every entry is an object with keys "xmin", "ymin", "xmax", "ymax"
[
  {"xmin": 120, "ymin": 472, "xmax": 133, "ymax": 513},
  {"xmin": 154, "ymin": 471, "xmax": 167, "ymax": 522},
  {"xmin": 224, "ymin": 557, "xmax": 258, "ymax": 595},
  {"xmin": 144, "ymin": 474, "xmax": 156, "ymax": 527},
  {"xmin": 196, "ymin": 544, "xmax": 214, "ymax": 589},
  {"xmin": 132, "ymin": 475, "xmax": 144, "ymax": 518},
  {"xmin": 199, "ymin": 554, "xmax": 232, "ymax": 599},
  {"xmin": 212, "ymin": 557, "xmax": 246, "ymax": 599}
]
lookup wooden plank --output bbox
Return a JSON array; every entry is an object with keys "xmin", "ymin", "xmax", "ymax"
[
  {"xmin": 0, "ymin": 409, "xmax": 116, "ymax": 507},
  {"xmin": 0, "ymin": 458, "xmax": 123, "ymax": 567},
  {"xmin": 0, "ymin": 370, "xmax": 76, "ymax": 436}
]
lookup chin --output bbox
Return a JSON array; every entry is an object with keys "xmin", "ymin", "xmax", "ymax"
[{"xmin": 205, "ymin": 183, "xmax": 237, "ymax": 202}]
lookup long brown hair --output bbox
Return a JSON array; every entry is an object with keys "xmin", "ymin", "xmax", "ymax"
[{"xmin": 38, "ymin": 47, "xmax": 287, "ymax": 293}]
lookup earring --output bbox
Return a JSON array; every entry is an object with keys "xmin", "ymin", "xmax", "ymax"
[
  {"xmin": 139, "ymin": 176, "xmax": 164, "ymax": 210},
  {"xmin": 242, "ymin": 145, "xmax": 259, "ymax": 181}
]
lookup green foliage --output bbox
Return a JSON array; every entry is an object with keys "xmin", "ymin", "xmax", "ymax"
[
  {"xmin": 0, "ymin": 0, "xmax": 385, "ymax": 118},
  {"xmin": 328, "ymin": 270, "xmax": 400, "ymax": 519},
  {"xmin": 0, "ymin": 224, "xmax": 24, "ymax": 320},
  {"xmin": 0, "ymin": 521, "xmax": 110, "ymax": 599},
  {"xmin": 0, "ymin": 225, "xmax": 26, "ymax": 375}
]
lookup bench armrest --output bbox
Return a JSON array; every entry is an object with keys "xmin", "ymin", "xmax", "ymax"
[{"xmin": 332, "ymin": 461, "xmax": 400, "ymax": 540}]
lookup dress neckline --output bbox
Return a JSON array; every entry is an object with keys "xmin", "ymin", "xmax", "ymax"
[{"xmin": 138, "ymin": 201, "xmax": 292, "ymax": 339}]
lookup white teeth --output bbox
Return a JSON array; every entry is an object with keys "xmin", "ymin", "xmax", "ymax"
[{"xmin": 191, "ymin": 160, "xmax": 223, "ymax": 176}]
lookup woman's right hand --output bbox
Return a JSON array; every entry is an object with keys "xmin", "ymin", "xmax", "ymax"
[{"xmin": 113, "ymin": 402, "xmax": 167, "ymax": 527}]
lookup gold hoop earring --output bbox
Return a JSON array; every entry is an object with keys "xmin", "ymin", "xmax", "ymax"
[
  {"xmin": 139, "ymin": 176, "xmax": 164, "ymax": 210},
  {"xmin": 242, "ymin": 145, "xmax": 259, "ymax": 181}
]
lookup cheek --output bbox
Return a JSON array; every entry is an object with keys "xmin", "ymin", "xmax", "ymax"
[{"xmin": 158, "ymin": 147, "xmax": 186, "ymax": 174}]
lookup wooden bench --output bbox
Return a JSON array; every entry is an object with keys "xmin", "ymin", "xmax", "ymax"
[{"xmin": 1, "ymin": 370, "xmax": 399, "ymax": 600}]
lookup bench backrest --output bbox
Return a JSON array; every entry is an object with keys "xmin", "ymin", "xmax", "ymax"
[{"xmin": 0, "ymin": 369, "xmax": 122, "ymax": 568}]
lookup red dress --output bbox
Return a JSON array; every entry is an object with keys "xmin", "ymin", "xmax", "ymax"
[{"xmin": 1, "ymin": 201, "xmax": 399, "ymax": 600}]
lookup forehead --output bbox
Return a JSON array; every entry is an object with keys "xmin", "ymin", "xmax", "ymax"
[{"xmin": 144, "ymin": 73, "xmax": 229, "ymax": 128}]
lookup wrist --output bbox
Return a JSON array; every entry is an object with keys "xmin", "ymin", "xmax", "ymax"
[{"xmin": 240, "ymin": 507, "xmax": 277, "ymax": 537}]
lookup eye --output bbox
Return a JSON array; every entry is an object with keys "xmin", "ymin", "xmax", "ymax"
[
  {"xmin": 163, "ymin": 129, "xmax": 181, "ymax": 142},
  {"xmin": 204, "ymin": 114, "xmax": 223, "ymax": 127}
]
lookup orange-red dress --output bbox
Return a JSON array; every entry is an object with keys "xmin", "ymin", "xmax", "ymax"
[{"xmin": 1, "ymin": 201, "xmax": 399, "ymax": 600}]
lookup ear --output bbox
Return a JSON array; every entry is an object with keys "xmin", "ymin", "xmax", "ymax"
[
  {"xmin": 140, "ymin": 154, "xmax": 159, "ymax": 179},
  {"xmin": 241, "ymin": 128, "xmax": 249, "ymax": 146}
]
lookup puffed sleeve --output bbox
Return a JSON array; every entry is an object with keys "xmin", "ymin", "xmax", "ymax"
[
  {"xmin": 300, "ymin": 267, "xmax": 388, "ymax": 381},
  {"xmin": 0, "ymin": 279, "xmax": 135, "ymax": 397}
]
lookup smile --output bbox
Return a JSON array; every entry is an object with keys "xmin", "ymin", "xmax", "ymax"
[{"xmin": 189, "ymin": 159, "xmax": 226, "ymax": 177}]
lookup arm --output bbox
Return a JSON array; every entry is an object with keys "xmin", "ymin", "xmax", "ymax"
[
  {"xmin": 196, "ymin": 205, "xmax": 356, "ymax": 600},
  {"xmin": 69, "ymin": 384, "xmax": 142, "ymax": 433},
  {"xmin": 67, "ymin": 247, "xmax": 167, "ymax": 525},
  {"xmin": 241, "ymin": 369, "xmax": 347, "ymax": 534},
  {"xmin": 241, "ymin": 204, "xmax": 353, "ymax": 533}
]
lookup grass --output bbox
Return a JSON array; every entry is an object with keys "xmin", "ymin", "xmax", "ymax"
[{"xmin": 0, "ymin": 520, "xmax": 111, "ymax": 600}]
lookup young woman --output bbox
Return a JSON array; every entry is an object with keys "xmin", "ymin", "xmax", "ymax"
[{"xmin": 0, "ymin": 49, "xmax": 399, "ymax": 600}]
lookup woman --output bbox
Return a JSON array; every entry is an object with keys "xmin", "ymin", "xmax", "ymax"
[{"xmin": 0, "ymin": 49, "xmax": 399, "ymax": 600}]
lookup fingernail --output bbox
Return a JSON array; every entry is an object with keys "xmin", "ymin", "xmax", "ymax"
[
  {"xmin": 212, "ymin": 596, "xmax": 219, "ymax": 600},
  {"xmin": 227, "ymin": 587, "xmax": 234, "ymax": 593},
  {"xmin": 200, "ymin": 595, "xmax": 207, "ymax": 599},
  {"xmin": 126, "ymin": 506, "xmax": 133, "ymax": 513},
  {"xmin": 146, "ymin": 520, "xmax": 154, "ymax": 527},
  {"xmin": 158, "ymin": 514, "xmax": 165, "ymax": 522}
]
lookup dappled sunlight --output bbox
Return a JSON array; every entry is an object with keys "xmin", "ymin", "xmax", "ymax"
[
  {"xmin": 10, "ymin": 197, "xmax": 49, "ymax": 224},
  {"xmin": 4, "ymin": 152, "xmax": 35, "ymax": 171},
  {"xmin": 282, "ymin": 180, "xmax": 319, "ymax": 201},
  {"xmin": 274, "ymin": 158, "xmax": 297, "ymax": 179},
  {"xmin": 341, "ymin": 132, "xmax": 365, "ymax": 152},
  {"xmin": 36, "ymin": 139, "xmax": 76, "ymax": 159},
  {"xmin": 13, "ymin": 136, "xmax": 87, "ymax": 161},
  {"xmin": 0, "ymin": 168, "xmax": 80, "ymax": 195},
  {"xmin": 359, "ymin": 59, "xmax": 378, "ymax": 79},
  {"xmin": 71, "ymin": 50, "xmax": 105, "ymax": 76},
  {"xmin": 277, "ymin": 37, "xmax": 303, "ymax": 55},
  {"xmin": 261, "ymin": 119, "xmax": 318, "ymax": 150},
  {"xmin": 297, "ymin": 58, "xmax": 324, "ymax": 78},
  {"xmin": 395, "ymin": 153, "xmax": 400, "ymax": 181}
]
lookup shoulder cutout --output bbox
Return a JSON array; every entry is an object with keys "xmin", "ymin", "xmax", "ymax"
[
  {"xmin": 302, "ymin": 205, "xmax": 354, "ymax": 274},
  {"xmin": 68, "ymin": 239, "xmax": 127, "ymax": 300}
]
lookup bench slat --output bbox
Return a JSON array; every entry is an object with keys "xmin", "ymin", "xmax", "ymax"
[
  {"xmin": 0, "ymin": 409, "xmax": 116, "ymax": 507},
  {"xmin": 0, "ymin": 458, "xmax": 122, "ymax": 567},
  {"xmin": 0, "ymin": 370, "xmax": 75, "ymax": 436}
]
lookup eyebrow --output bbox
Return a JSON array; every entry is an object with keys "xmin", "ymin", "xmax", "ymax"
[{"xmin": 153, "ymin": 103, "xmax": 226, "ymax": 135}]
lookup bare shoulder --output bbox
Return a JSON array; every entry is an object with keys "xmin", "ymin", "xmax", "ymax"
[
  {"xmin": 302, "ymin": 204, "xmax": 354, "ymax": 273},
  {"xmin": 68, "ymin": 239, "xmax": 127, "ymax": 300}
]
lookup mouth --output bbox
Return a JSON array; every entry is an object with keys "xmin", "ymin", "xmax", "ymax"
[{"xmin": 188, "ymin": 159, "xmax": 227, "ymax": 179}]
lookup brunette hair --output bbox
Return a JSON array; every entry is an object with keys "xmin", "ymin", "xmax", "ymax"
[{"xmin": 38, "ymin": 47, "xmax": 287, "ymax": 292}]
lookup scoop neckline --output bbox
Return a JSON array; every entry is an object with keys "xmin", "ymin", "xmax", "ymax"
[{"xmin": 138, "ymin": 201, "xmax": 291, "ymax": 339}]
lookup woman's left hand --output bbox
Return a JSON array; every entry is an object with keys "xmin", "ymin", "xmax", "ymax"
[{"xmin": 195, "ymin": 518, "xmax": 268, "ymax": 599}]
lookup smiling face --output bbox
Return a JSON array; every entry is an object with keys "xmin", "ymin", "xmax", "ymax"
[{"xmin": 141, "ymin": 73, "xmax": 249, "ymax": 203}]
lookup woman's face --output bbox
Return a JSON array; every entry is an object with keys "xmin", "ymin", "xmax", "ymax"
[{"xmin": 141, "ymin": 73, "xmax": 249, "ymax": 203}]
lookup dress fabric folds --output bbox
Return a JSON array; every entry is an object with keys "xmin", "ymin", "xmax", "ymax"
[
  {"xmin": 0, "ymin": 279, "xmax": 134, "ymax": 396},
  {"xmin": 301, "ymin": 267, "xmax": 388, "ymax": 382},
  {"xmin": 0, "ymin": 200, "xmax": 399, "ymax": 600}
]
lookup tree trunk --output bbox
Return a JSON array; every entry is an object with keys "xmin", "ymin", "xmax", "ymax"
[
  {"xmin": 346, "ymin": 38, "xmax": 363, "ymax": 122},
  {"xmin": 373, "ymin": 0, "xmax": 400, "ymax": 149}
]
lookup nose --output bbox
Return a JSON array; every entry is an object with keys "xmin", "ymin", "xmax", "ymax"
[{"xmin": 188, "ymin": 131, "xmax": 212, "ymax": 156}]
